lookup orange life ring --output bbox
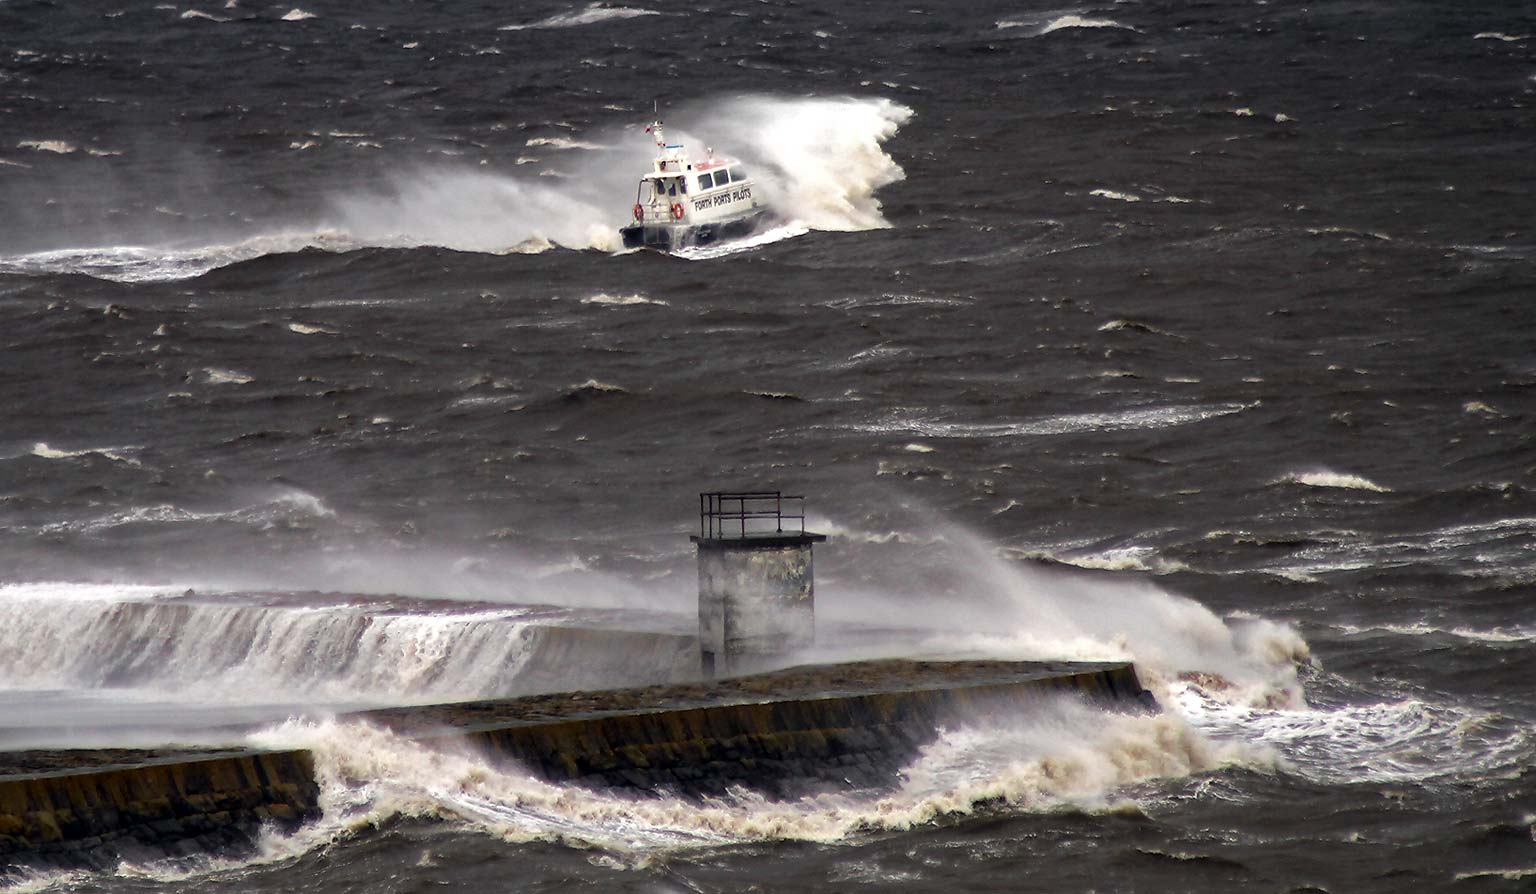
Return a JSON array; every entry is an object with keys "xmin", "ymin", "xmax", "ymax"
[
  {"xmin": 632, "ymin": 203, "xmax": 643, "ymax": 221},
  {"xmin": 670, "ymin": 202, "xmax": 684, "ymax": 221}
]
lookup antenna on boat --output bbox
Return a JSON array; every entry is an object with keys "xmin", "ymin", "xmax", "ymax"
[{"xmin": 646, "ymin": 99, "xmax": 667, "ymax": 153}]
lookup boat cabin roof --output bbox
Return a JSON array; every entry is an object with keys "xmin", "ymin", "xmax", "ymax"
[{"xmin": 642, "ymin": 159, "xmax": 746, "ymax": 181}]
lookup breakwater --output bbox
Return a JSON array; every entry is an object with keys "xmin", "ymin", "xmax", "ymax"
[{"xmin": 1, "ymin": 658, "xmax": 1153, "ymax": 873}]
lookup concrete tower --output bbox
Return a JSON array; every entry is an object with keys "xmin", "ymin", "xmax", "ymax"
[{"xmin": 692, "ymin": 492, "xmax": 827, "ymax": 677}]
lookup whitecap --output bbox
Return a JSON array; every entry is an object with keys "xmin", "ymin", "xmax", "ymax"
[
  {"xmin": 851, "ymin": 403, "xmax": 1250, "ymax": 439},
  {"xmin": 1280, "ymin": 470, "xmax": 1391, "ymax": 493},
  {"xmin": 287, "ymin": 321, "xmax": 338, "ymax": 335},
  {"xmin": 500, "ymin": 3, "xmax": 659, "ymax": 31},
  {"xmin": 579, "ymin": 292, "xmax": 668, "ymax": 306},
  {"xmin": 1052, "ymin": 546, "xmax": 1188, "ymax": 575},
  {"xmin": 1089, "ymin": 188, "xmax": 1141, "ymax": 202},
  {"xmin": 999, "ymin": 14, "xmax": 1135, "ymax": 35},
  {"xmin": 524, "ymin": 136, "xmax": 606, "ymax": 150},
  {"xmin": 281, "ymin": 7, "xmax": 315, "ymax": 21},
  {"xmin": 16, "ymin": 139, "xmax": 76, "ymax": 154},
  {"xmin": 202, "ymin": 367, "xmax": 254, "ymax": 385},
  {"xmin": 26, "ymin": 441, "xmax": 143, "ymax": 466}
]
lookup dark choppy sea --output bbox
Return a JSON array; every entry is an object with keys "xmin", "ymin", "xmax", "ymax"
[{"xmin": 2, "ymin": 0, "xmax": 1535, "ymax": 890}]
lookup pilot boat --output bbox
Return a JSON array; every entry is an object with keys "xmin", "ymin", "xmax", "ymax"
[{"xmin": 619, "ymin": 119, "xmax": 768, "ymax": 251}]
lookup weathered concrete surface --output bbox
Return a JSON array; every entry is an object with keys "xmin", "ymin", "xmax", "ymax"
[
  {"xmin": 694, "ymin": 534, "xmax": 825, "ymax": 674},
  {"xmin": 0, "ymin": 658, "xmax": 1153, "ymax": 873},
  {"xmin": 401, "ymin": 659, "xmax": 1153, "ymax": 799},
  {"xmin": 0, "ymin": 750, "xmax": 317, "ymax": 873}
]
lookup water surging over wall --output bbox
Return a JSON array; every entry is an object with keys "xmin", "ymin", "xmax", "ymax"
[
  {"xmin": 0, "ymin": 589, "xmax": 692, "ymax": 708},
  {"xmin": 250, "ymin": 695, "xmax": 1260, "ymax": 856}
]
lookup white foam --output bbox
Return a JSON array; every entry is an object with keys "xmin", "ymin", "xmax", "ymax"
[
  {"xmin": 281, "ymin": 7, "xmax": 315, "ymax": 21},
  {"xmin": 16, "ymin": 139, "xmax": 75, "ymax": 154},
  {"xmin": 244, "ymin": 696, "xmax": 1255, "ymax": 857},
  {"xmin": 1168, "ymin": 682, "xmax": 1531, "ymax": 786},
  {"xmin": 679, "ymin": 96, "xmax": 912, "ymax": 233},
  {"xmin": 580, "ymin": 292, "xmax": 668, "ymax": 306},
  {"xmin": 852, "ymin": 402, "xmax": 1250, "ymax": 439},
  {"xmin": 1039, "ymin": 15, "xmax": 1131, "ymax": 34},
  {"xmin": 999, "ymin": 14, "xmax": 1135, "ymax": 35},
  {"xmin": 202, "ymin": 366, "xmax": 254, "ymax": 385},
  {"xmin": 1334, "ymin": 621, "xmax": 1534, "ymax": 644},
  {"xmin": 17, "ymin": 487, "xmax": 336, "ymax": 537},
  {"xmin": 26, "ymin": 441, "xmax": 143, "ymax": 465},
  {"xmin": 287, "ymin": 321, "xmax": 338, "ymax": 335},
  {"xmin": 1474, "ymin": 32, "xmax": 1528, "ymax": 42},
  {"xmin": 1281, "ymin": 469, "xmax": 1391, "ymax": 493},
  {"xmin": 0, "ymin": 230, "xmax": 356, "ymax": 283},
  {"xmin": 0, "ymin": 594, "xmax": 540, "ymax": 705},
  {"xmin": 1052, "ymin": 546, "xmax": 1188, "ymax": 576},
  {"xmin": 0, "ymin": 582, "xmax": 194, "ymax": 605},
  {"xmin": 672, "ymin": 221, "xmax": 812, "ymax": 260},
  {"xmin": 1090, "ymin": 188, "xmax": 1141, "ymax": 202},
  {"xmin": 525, "ymin": 136, "xmax": 607, "ymax": 150},
  {"xmin": 499, "ymin": 3, "xmax": 659, "ymax": 31}
]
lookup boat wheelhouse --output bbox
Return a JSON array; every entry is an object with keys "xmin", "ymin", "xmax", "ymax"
[{"xmin": 619, "ymin": 119, "xmax": 767, "ymax": 251}]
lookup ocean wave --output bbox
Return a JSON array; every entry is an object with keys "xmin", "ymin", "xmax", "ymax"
[
  {"xmin": 1277, "ymin": 469, "xmax": 1391, "ymax": 493},
  {"xmin": 850, "ymin": 402, "xmax": 1251, "ymax": 439},
  {"xmin": 525, "ymin": 136, "xmax": 608, "ymax": 150},
  {"xmin": 0, "ymin": 230, "xmax": 356, "ymax": 283},
  {"xmin": 16, "ymin": 139, "xmax": 76, "ymax": 154},
  {"xmin": 500, "ymin": 3, "xmax": 660, "ymax": 32},
  {"xmin": 1169, "ymin": 682, "xmax": 1533, "ymax": 786},
  {"xmin": 579, "ymin": 292, "xmax": 668, "ymax": 306},
  {"xmin": 1333, "ymin": 621, "xmax": 1534, "ymax": 644},
  {"xmin": 243, "ymin": 695, "xmax": 1251, "ymax": 858},
  {"xmin": 1090, "ymin": 188, "xmax": 1141, "ymax": 202},
  {"xmin": 13, "ymin": 488, "xmax": 337, "ymax": 537},
  {"xmin": 998, "ymin": 14, "xmax": 1137, "ymax": 36},
  {"xmin": 1474, "ymin": 32, "xmax": 1529, "ymax": 42},
  {"xmin": 19, "ymin": 441, "xmax": 143, "ymax": 466},
  {"xmin": 1048, "ymin": 546, "xmax": 1189, "ymax": 576}
]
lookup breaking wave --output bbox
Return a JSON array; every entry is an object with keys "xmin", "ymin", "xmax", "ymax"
[
  {"xmin": 499, "ymin": 3, "xmax": 659, "ymax": 32},
  {"xmin": 1278, "ymin": 469, "xmax": 1391, "ymax": 492},
  {"xmin": 810, "ymin": 520, "xmax": 1311, "ymax": 710},
  {"xmin": 244, "ymin": 695, "xmax": 1255, "ymax": 856}
]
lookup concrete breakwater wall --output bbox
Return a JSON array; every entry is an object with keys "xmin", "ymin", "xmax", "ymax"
[
  {"xmin": 393, "ymin": 659, "xmax": 1153, "ymax": 800},
  {"xmin": 0, "ymin": 659, "xmax": 1152, "ymax": 873},
  {"xmin": 0, "ymin": 750, "xmax": 317, "ymax": 872}
]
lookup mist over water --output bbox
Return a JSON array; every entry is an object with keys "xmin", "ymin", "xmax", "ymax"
[{"xmin": 3, "ymin": 0, "xmax": 1535, "ymax": 890}]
